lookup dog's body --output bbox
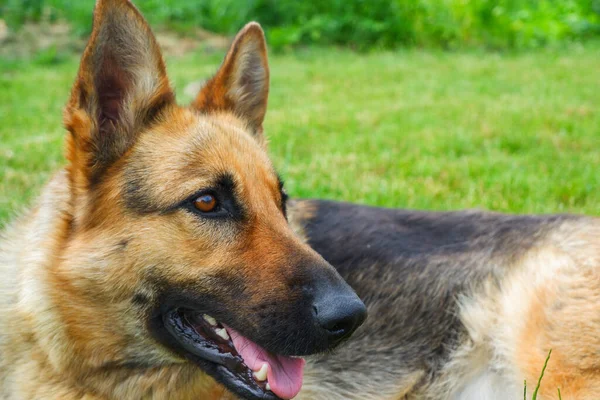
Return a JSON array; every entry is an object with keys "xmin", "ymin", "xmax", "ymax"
[
  {"xmin": 1, "ymin": 1, "xmax": 600, "ymax": 399},
  {"xmin": 3, "ymin": 176, "xmax": 600, "ymax": 400},
  {"xmin": 295, "ymin": 200, "xmax": 600, "ymax": 399}
]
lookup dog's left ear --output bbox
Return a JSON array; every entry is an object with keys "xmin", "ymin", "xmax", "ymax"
[{"xmin": 191, "ymin": 22, "xmax": 269, "ymax": 138}]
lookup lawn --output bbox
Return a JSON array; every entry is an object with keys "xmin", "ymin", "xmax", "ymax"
[{"xmin": 1, "ymin": 44, "xmax": 599, "ymax": 226}]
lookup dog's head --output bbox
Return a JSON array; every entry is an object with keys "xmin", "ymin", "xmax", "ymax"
[{"xmin": 58, "ymin": 0, "xmax": 366, "ymax": 399}]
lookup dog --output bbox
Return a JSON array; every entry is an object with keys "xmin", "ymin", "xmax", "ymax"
[{"xmin": 1, "ymin": 0, "xmax": 599, "ymax": 399}]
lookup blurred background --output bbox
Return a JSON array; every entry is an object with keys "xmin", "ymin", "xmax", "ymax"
[
  {"xmin": 1, "ymin": 0, "xmax": 599, "ymax": 225},
  {"xmin": 2, "ymin": 0, "xmax": 600, "ymax": 50}
]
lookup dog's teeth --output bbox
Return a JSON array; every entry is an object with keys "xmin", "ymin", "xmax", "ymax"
[
  {"xmin": 265, "ymin": 383, "xmax": 271, "ymax": 391},
  {"xmin": 215, "ymin": 327, "xmax": 229, "ymax": 340},
  {"xmin": 203, "ymin": 314, "xmax": 217, "ymax": 326},
  {"xmin": 253, "ymin": 363, "xmax": 268, "ymax": 381}
]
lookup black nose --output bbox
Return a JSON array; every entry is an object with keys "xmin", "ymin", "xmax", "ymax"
[{"xmin": 313, "ymin": 294, "xmax": 367, "ymax": 345}]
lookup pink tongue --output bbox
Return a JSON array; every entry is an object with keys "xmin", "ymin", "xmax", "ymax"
[{"xmin": 226, "ymin": 327, "xmax": 305, "ymax": 399}]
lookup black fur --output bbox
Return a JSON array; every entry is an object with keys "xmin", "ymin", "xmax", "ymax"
[{"xmin": 297, "ymin": 199, "xmax": 578, "ymax": 392}]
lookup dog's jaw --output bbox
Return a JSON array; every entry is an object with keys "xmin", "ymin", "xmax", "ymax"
[{"xmin": 157, "ymin": 308, "xmax": 299, "ymax": 400}]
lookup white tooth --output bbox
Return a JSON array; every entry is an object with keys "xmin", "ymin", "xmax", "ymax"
[
  {"xmin": 203, "ymin": 314, "xmax": 217, "ymax": 326},
  {"xmin": 215, "ymin": 328, "xmax": 229, "ymax": 340},
  {"xmin": 253, "ymin": 363, "xmax": 268, "ymax": 381},
  {"xmin": 265, "ymin": 383, "xmax": 271, "ymax": 391}
]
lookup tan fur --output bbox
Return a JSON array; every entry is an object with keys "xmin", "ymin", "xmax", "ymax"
[
  {"xmin": 287, "ymin": 200, "xmax": 317, "ymax": 243},
  {"xmin": 448, "ymin": 220, "xmax": 600, "ymax": 400}
]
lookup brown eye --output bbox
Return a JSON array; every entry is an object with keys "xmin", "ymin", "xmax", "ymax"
[{"xmin": 193, "ymin": 194, "xmax": 217, "ymax": 213}]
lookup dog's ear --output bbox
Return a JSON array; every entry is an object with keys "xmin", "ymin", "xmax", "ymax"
[
  {"xmin": 64, "ymin": 0, "xmax": 174, "ymax": 187},
  {"xmin": 191, "ymin": 22, "xmax": 269, "ymax": 138}
]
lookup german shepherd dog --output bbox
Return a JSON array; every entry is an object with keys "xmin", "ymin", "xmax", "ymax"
[{"xmin": 1, "ymin": 0, "xmax": 599, "ymax": 399}]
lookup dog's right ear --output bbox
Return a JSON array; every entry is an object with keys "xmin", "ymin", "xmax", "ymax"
[{"xmin": 64, "ymin": 0, "xmax": 174, "ymax": 188}]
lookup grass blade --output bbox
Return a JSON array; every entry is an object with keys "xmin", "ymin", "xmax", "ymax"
[{"xmin": 532, "ymin": 349, "xmax": 552, "ymax": 400}]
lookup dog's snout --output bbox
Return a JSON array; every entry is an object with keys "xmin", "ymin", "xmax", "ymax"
[
  {"xmin": 312, "ymin": 293, "xmax": 367, "ymax": 345},
  {"xmin": 269, "ymin": 257, "xmax": 366, "ymax": 355}
]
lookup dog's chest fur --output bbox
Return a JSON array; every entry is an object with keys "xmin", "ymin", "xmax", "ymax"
[{"xmin": 452, "ymin": 370, "xmax": 513, "ymax": 400}]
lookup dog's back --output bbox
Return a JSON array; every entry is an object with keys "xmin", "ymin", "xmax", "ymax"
[{"xmin": 292, "ymin": 200, "xmax": 600, "ymax": 399}]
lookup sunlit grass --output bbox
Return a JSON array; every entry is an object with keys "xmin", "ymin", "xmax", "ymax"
[{"xmin": 1, "ymin": 44, "xmax": 599, "ymax": 226}]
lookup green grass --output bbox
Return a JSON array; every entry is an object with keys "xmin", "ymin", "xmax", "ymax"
[
  {"xmin": 529, "ymin": 349, "xmax": 552, "ymax": 400},
  {"xmin": 1, "ymin": 44, "xmax": 600, "ymax": 226},
  {"xmin": 524, "ymin": 350, "xmax": 560, "ymax": 400}
]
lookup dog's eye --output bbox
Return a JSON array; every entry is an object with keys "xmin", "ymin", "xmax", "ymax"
[{"xmin": 193, "ymin": 194, "xmax": 218, "ymax": 213}]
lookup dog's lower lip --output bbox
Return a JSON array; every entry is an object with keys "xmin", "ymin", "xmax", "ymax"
[
  {"xmin": 162, "ymin": 309, "xmax": 241, "ymax": 370},
  {"xmin": 162, "ymin": 309, "xmax": 282, "ymax": 400}
]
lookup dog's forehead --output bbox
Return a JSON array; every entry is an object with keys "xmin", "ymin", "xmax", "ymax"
[{"xmin": 122, "ymin": 108, "xmax": 279, "ymax": 210}]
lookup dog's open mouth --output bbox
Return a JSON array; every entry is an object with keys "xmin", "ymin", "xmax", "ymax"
[{"xmin": 163, "ymin": 309, "xmax": 305, "ymax": 400}]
